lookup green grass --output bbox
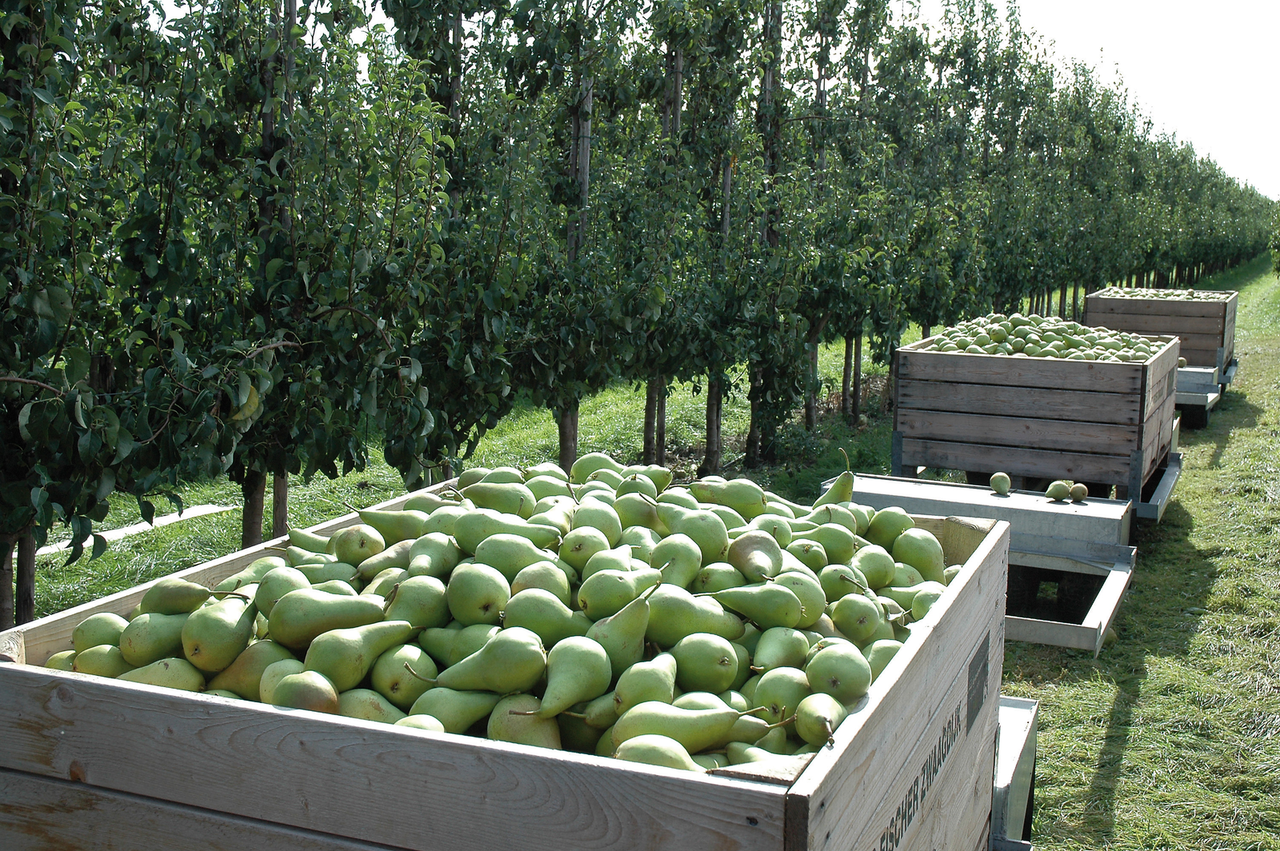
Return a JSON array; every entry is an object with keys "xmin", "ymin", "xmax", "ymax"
[{"xmin": 23, "ymin": 252, "xmax": 1280, "ymax": 851}]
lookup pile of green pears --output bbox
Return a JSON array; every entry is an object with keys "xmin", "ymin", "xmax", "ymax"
[{"xmin": 50, "ymin": 452, "xmax": 963, "ymax": 775}]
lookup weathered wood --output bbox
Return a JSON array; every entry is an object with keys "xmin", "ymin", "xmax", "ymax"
[
  {"xmin": 1084, "ymin": 288, "xmax": 1237, "ymax": 371},
  {"xmin": 895, "ymin": 345, "xmax": 1148, "ymax": 394},
  {"xmin": 896, "ymin": 409, "xmax": 1140, "ymax": 455},
  {"xmin": 896, "ymin": 379, "xmax": 1141, "ymax": 425},
  {"xmin": 899, "ymin": 437, "xmax": 1134, "ymax": 485}
]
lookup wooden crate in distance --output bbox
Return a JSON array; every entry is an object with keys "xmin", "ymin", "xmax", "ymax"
[
  {"xmin": 1083, "ymin": 287, "xmax": 1237, "ymax": 374},
  {"xmin": 0, "ymin": 489, "xmax": 1011, "ymax": 851},
  {"xmin": 893, "ymin": 333, "xmax": 1180, "ymax": 506}
]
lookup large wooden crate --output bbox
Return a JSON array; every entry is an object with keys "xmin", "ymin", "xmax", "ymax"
[
  {"xmin": 893, "ymin": 333, "xmax": 1181, "ymax": 504},
  {"xmin": 0, "ymin": 492, "xmax": 1010, "ymax": 851},
  {"xmin": 1083, "ymin": 287, "xmax": 1237, "ymax": 374}
]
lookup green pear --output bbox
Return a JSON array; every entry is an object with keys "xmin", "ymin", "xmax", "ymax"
[
  {"xmin": 819, "ymin": 563, "xmax": 869, "ymax": 603},
  {"xmin": 569, "ymin": 451, "xmax": 625, "ymax": 484},
  {"xmin": 295, "ymin": 560, "xmax": 361, "ymax": 587},
  {"xmin": 892, "ymin": 562, "xmax": 926, "ymax": 588},
  {"xmin": 356, "ymin": 507, "xmax": 431, "ymax": 545},
  {"xmin": 418, "ymin": 621, "xmax": 465, "ymax": 666},
  {"xmin": 338, "ymin": 688, "xmax": 407, "ymax": 724},
  {"xmin": 619, "ymin": 525, "xmax": 663, "ymax": 564},
  {"xmin": 690, "ymin": 477, "xmax": 769, "ymax": 519},
  {"xmin": 269, "ymin": 670, "xmax": 339, "ymax": 713},
  {"xmin": 615, "ymin": 473, "xmax": 659, "ymax": 500},
  {"xmin": 433, "ymin": 626, "xmax": 547, "ymax": 694},
  {"xmin": 268, "ymin": 588, "xmax": 386, "ymax": 650},
  {"xmin": 72, "ymin": 644, "xmax": 136, "ymax": 678},
  {"xmin": 328, "ymin": 524, "xmax": 386, "ymax": 569},
  {"xmin": 614, "ymin": 733, "xmax": 703, "ymax": 772},
  {"xmin": 772, "ymin": 571, "xmax": 827, "ymax": 629},
  {"xmin": 44, "ymin": 649, "xmax": 76, "ymax": 670},
  {"xmin": 705, "ymin": 504, "xmax": 748, "ymax": 532},
  {"xmin": 258, "ymin": 658, "xmax": 306, "ymax": 704},
  {"xmin": 287, "ymin": 526, "xmax": 331, "ymax": 553},
  {"xmin": 575, "ymin": 483, "xmax": 616, "ymax": 504},
  {"xmin": 628, "ymin": 464, "xmax": 674, "ymax": 494},
  {"xmin": 787, "ymin": 540, "xmax": 829, "ymax": 572},
  {"xmin": 527, "ymin": 500, "xmax": 576, "ymax": 536},
  {"xmin": 525, "ymin": 474, "xmax": 575, "ymax": 502},
  {"xmin": 612, "ymin": 492, "xmax": 665, "ymax": 535},
  {"xmin": 558, "ymin": 708, "xmax": 606, "ymax": 753},
  {"xmin": 670, "ymin": 632, "xmax": 740, "ymax": 694},
  {"xmin": 645, "ymin": 585, "xmax": 745, "ymax": 649},
  {"xmin": 408, "ymin": 688, "xmax": 502, "ymax": 734},
  {"xmin": 119, "ymin": 612, "xmax": 190, "ymax": 667},
  {"xmin": 501, "ymin": 588, "xmax": 591, "ymax": 647},
  {"xmin": 577, "ymin": 567, "xmax": 661, "ymax": 621},
  {"xmin": 793, "ymin": 523, "xmax": 859, "ymax": 566},
  {"xmin": 511, "ymin": 561, "xmax": 573, "ymax": 605},
  {"xmin": 371, "ymin": 643, "xmax": 437, "ymax": 711},
  {"xmin": 864, "ymin": 638, "xmax": 904, "ymax": 679},
  {"xmin": 911, "ymin": 581, "xmax": 947, "ymax": 621},
  {"xmin": 117, "ymin": 657, "xmax": 206, "ymax": 691},
  {"xmin": 655, "ymin": 504, "xmax": 729, "ymax": 564},
  {"xmin": 533, "ymin": 636, "xmax": 613, "ymax": 717},
  {"xmin": 851, "ymin": 544, "xmax": 897, "ymax": 590},
  {"xmin": 139, "ymin": 576, "xmax": 212, "ymax": 615},
  {"xmin": 613, "ymin": 697, "xmax": 739, "ymax": 755},
  {"xmin": 402, "ymin": 490, "xmax": 466, "ymax": 514},
  {"xmin": 650, "ymin": 533, "xmax": 703, "ymax": 589},
  {"xmin": 383, "ymin": 575, "xmax": 450, "ymax": 629},
  {"xmin": 693, "ymin": 562, "xmax": 747, "ymax": 594},
  {"xmin": 581, "ymin": 545, "xmax": 640, "ymax": 582},
  {"xmin": 182, "ymin": 593, "xmax": 257, "ymax": 673},
  {"xmin": 751, "ymin": 666, "xmax": 812, "ymax": 726},
  {"xmin": 456, "ymin": 467, "xmax": 491, "ymax": 488},
  {"xmin": 570, "ymin": 501, "xmax": 624, "ymax": 547},
  {"xmin": 304, "ymin": 620, "xmax": 417, "ymax": 693},
  {"xmin": 812, "ymin": 468, "xmax": 854, "ymax": 507},
  {"xmin": 452, "ymin": 508, "xmax": 562, "ymax": 554},
  {"xmin": 72, "ymin": 611, "xmax": 130, "ymax": 653},
  {"xmin": 802, "ymin": 503, "xmax": 862, "ymax": 536},
  {"xmin": 831, "ymin": 592, "xmax": 883, "ymax": 644},
  {"xmin": 864, "ymin": 506, "xmax": 915, "ymax": 551},
  {"xmin": 710, "ymin": 583, "xmax": 803, "ymax": 630},
  {"xmin": 585, "ymin": 584, "xmax": 657, "ymax": 681},
  {"xmin": 311, "ymin": 578, "xmax": 359, "ymax": 596},
  {"xmin": 395, "ymin": 714, "xmax": 447, "ymax": 733},
  {"xmin": 446, "ymin": 563, "xmax": 510, "ymax": 626},
  {"xmin": 488, "ymin": 693, "xmax": 562, "ymax": 749},
  {"xmin": 361, "ymin": 567, "xmax": 407, "ymax": 597},
  {"xmin": 405, "ymin": 532, "xmax": 463, "ymax": 579},
  {"xmin": 460, "ymin": 481, "xmax": 537, "ymax": 519},
  {"xmin": 525, "ymin": 461, "xmax": 570, "ymax": 481},
  {"xmin": 420, "ymin": 504, "xmax": 472, "ymax": 537},
  {"xmin": 559, "ymin": 525, "xmax": 612, "ymax": 574},
  {"xmin": 738, "ymin": 514, "xmax": 793, "ymax": 548},
  {"xmin": 207, "ymin": 639, "xmax": 296, "ymax": 701},
  {"xmin": 656, "ymin": 487, "xmax": 699, "ymax": 509},
  {"xmin": 892, "ymin": 528, "xmax": 947, "ymax": 584},
  {"xmin": 443, "ymin": 623, "xmax": 502, "ymax": 667},
  {"xmin": 613, "ymin": 652, "xmax": 678, "ymax": 715},
  {"xmin": 480, "ymin": 465, "xmax": 526, "ymax": 484},
  {"xmin": 473, "ymin": 533, "xmax": 558, "ymax": 583},
  {"xmin": 214, "ymin": 556, "xmax": 286, "ymax": 594},
  {"xmin": 254, "ymin": 567, "xmax": 312, "ymax": 618},
  {"xmin": 285, "ymin": 546, "xmax": 335, "ymax": 566},
  {"xmin": 804, "ymin": 642, "xmax": 872, "ymax": 704},
  {"xmin": 752, "ymin": 627, "xmax": 811, "ymax": 673},
  {"xmin": 356, "ymin": 539, "xmax": 418, "ymax": 581}
]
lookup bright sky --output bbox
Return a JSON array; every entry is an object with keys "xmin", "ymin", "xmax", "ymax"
[{"xmin": 916, "ymin": 0, "xmax": 1280, "ymax": 200}]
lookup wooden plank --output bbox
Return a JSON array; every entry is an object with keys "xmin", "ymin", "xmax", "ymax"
[
  {"xmin": 1086, "ymin": 293, "xmax": 1232, "ymax": 317},
  {"xmin": 1082, "ymin": 311, "xmax": 1225, "ymax": 335},
  {"xmin": 896, "ymin": 380, "xmax": 1141, "ymax": 425},
  {"xmin": 1178, "ymin": 346, "xmax": 1225, "ymax": 369},
  {"xmin": 785, "ymin": 519, "xmax": 1007, "ymax": 851},
  {"xmin": 899, "ymin": 437, "xmax": 1133, "ymax": 486},
  {"xmin": 0, "ymin": 665, "xmax": 788, "ymax": 851},
  {"xmin": 0, "ymin": 768, "xmax": 400, "ymax": 851},
  {"xmin": 896, "ymin": 347, "xmax": 1145, "ymax": 394},
  {"xmin": 896, "ymin": 409, "xmax": 1139, "ymax": 456}
]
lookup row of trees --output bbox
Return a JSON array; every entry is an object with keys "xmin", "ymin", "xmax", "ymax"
[{"xmin": 3, "ymin": 0, "xmax": 1275, "ymax": 626}]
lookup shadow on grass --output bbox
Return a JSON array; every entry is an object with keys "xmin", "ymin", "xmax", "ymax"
[
  {"xmin": 1176, "ymin": 391, "xmax": 1262, "ymax": 472},
  {"xmin": 1008, "ymin": 498, "xmax": 1221, "ymax": 845}
]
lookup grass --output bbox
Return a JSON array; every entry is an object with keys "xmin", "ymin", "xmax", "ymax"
[{"xmin": 21, "ymin": 253, "xmax": 1280, "ymax": 850}]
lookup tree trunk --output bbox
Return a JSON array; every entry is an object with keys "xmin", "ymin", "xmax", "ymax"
[
  {"xmin": 16, "ymin": 531, "xmax": 35, "ymax": 625},
  {"xmin": 1058, "ymin": 281, "xmax": 1068, "ymax": 318},
  {"xmin": 655, "ymin": 391, "xmax": 666, "ymax": 467},
  {"xmin": 272, "ymin": 474, "xmax": 289, "ymax": 539},
  {"xmin": 699, "ymin": 375, "xmax": 722, "ymax": 477},
  {"xmin": 644, "ymin": 377, "xmax": 662, "ymax": 464},
  {"xmin": 841, "ymin": 336, "xmax": 853, "ymax": 419},
  {"xmin": 804, "ymin": 342, "xmax": 820, "ymax": 431},
  {"xmin": 241, "ymin": 469, "xmax": 267, "ymax": 549},
  {"xmin": 852, "ymin": 332, "xmax": 863, "ymax": 425},
  {"xmin": 557, "ymin": 401, "xmax": 580, "ymax": 475},
  {"xmin": 1, "ymin": 533, "xmax": 15, "ymax": 630},
  {"xmin": 746, "ymin": 369, "xmax": 762, "ymax": 468}
]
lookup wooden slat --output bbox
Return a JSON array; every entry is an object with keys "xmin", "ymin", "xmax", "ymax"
[
  {"xmin": 896, "ymin": 348, "xmax": 1145, "ymax": 394},
  {"xmin": 1178, "ymin": 346, "xmax": 1224, "ymax": 369},
  {"xmin": 785, "ymin": 519, "xmax": 1007, "ymax": 851},
  {"xmin": 0, "ymin": 768, "xmax": 400, "ymax": 851},
  {"xmin": 896, "ymin": 409, "xmax": 1139, "ymax": 456},
  {"xmin": 899, "ymin": 437, "xmax": 1133, "ymax": 486},
  {"xmin": 1083, "ymin": 311, "xmax": 1225, "ymax": 335},
  {"xmin": 0, "ymin": 666, "xmax": 788, "ymax": 851},
  {"xmin": 1086, "ymin": 293, "xmax": 1232, "ymax": 318},
  {"xmin": 896, "ymin": 379, "xmax": 1141, "ymax": 425}
]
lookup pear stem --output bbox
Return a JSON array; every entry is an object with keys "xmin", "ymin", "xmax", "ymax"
[{"xmin": 402, "ymin": 662, "xmax": 438, "ymax": 685}]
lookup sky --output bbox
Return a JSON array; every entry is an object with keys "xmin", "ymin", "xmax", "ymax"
[{"xmin": 915, "ymin": 0, "xmax": 1280, "ymax": 200}]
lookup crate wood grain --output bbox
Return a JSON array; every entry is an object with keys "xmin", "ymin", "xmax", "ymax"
[
  {"xmin": 894, "ymin": 335, "xmax": 1180, "ymax": 497},
  {"xmin": 1084, "ymin": 288, "xmax": 1237, "ymax": 372},
  {"xmin": 0, "ymin": 494, "xmax": 1011, "ymax": 851}
]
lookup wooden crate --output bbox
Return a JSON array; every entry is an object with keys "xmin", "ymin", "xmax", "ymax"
[
  {"xmin": 893, "ymin": 333, "xmax": 1181, "ymax": 504},
  {"xmin": 1083, "ymin": 287, "xmax": 1237, "ymax": 373},
  {"xmin": 841, "ymin": 473, "xmax": 1135, "ymax": 656},
  {"xmin": 0, "ymin": 491, "xmax": 1011, "ymax": 851}
]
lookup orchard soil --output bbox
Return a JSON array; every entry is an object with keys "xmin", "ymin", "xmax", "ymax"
[{"xmin": 29, "ymin": 252, "xmax": 1280, "ymax": 851}]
